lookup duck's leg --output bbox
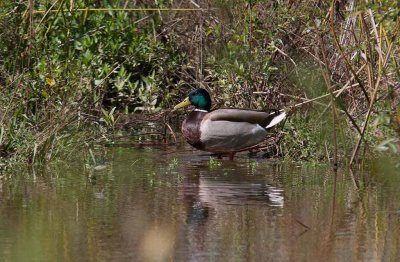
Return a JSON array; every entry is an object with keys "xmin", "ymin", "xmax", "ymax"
[{"xmin": 229, "ymin": 152, "xmax": 236, "ymax": 160}]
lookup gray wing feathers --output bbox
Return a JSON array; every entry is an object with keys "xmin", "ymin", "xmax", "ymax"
[
  {"xmin": 199, "ymin": 120, "xmax": 267, "ymax": 152},
  {"xmin": 207, "ymin": 109, "xmax": 286, "ymax": 128}
]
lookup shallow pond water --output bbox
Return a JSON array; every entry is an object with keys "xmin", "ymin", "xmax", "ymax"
[{"xmin": 0, "ymin": 145, "xmax": 399, "ymax": 261}]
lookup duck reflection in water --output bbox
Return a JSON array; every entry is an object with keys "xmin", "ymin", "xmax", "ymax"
[
  {"xmin": 175, "ymin": 162, "xmax": 284, "ymax": 260},
  {"xmin": 180, "ymin": 170, "xmax": 284, "ymax": 220}
]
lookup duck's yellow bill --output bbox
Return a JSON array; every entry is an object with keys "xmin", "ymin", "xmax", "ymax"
[{"xmin": 173, "ymin": 97, "xmax": 191, "ymax": 110}]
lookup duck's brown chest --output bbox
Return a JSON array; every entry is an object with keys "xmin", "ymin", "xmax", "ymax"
[{"xmin": 181, "ymin": 111, "xmax": 207, "ymax": 150}]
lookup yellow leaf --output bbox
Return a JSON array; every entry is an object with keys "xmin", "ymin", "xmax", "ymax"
[{"xmin": 46, "ymin": 78, "xmax": 56, "ymax": 87}]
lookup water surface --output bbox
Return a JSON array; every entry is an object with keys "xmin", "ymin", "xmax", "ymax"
[{"xmin": 0, "ymin": 145, "xmax": 399, "ymax": 261}]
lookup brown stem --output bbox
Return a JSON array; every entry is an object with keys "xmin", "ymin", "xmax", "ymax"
[
  {"xmin": 349, "ymin": 75, "xmax": 381, "ymax": 166},
  {"xmin": 329, "ymin": 0, "xmax": 370, "ymax": 104}
]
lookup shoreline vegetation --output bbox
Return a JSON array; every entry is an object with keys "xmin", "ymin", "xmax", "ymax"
[{"xmin": 0, "ymin": 0, "xmax": 399, "ymax": 171}]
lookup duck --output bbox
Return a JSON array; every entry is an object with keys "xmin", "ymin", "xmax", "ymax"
[{"xmin": 173, "ymin": 88, "xmax": 286, "ymax": 159}]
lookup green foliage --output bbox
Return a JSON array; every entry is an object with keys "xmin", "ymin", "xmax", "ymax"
[
  {"xmin": 100, "ymin": 107, "xmax": 117, "ymax": 129},
  {"xmin": 371, "ymin": 111, "xmax": 400, "ymax": 155},
  {"xmin": 30, "ymin": 3, "xmax": 183, "ymax": 112},
  {"xmin": 0, "ymin": 0, "xmax": 186, "ymax": 168},
  {"xmin": 282, "ymin": 113, "xmax": 323, "ymax": 161},
  {"xmin": 282, "ymin": 108, "xmax": 352, "ymax": 162}
]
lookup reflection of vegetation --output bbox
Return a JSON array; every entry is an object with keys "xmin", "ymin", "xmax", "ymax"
[
  {"xmin": 0, "ymin": 146, "xmax": 400, "ymax": 260},
  {"xmin": 249, "ymin": 161, "xmax": 258, "ymax": 174}
]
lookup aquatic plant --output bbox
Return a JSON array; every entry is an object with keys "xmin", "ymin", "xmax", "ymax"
[
  {"xmin": 167, "ymin": 157, "xmax": 179, "ymax": 171},
  {"xmin": 208, "ymin": 157, "xmax": 222, "ymax": 168}
]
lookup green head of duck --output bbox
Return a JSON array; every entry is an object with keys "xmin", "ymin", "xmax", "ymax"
[{"xmin": 174, "ymin": 88, "xmax": 211, "ymax": 111}]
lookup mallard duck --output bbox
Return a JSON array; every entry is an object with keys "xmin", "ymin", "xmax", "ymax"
[{"xmin": 174, "ymin": 88, "xmax": 286, "ymax": 159}]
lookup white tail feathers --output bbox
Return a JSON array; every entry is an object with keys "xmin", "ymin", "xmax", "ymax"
[{"xmin": 266, "ymin": 111, "xmax": 286, "ymax": 129}]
